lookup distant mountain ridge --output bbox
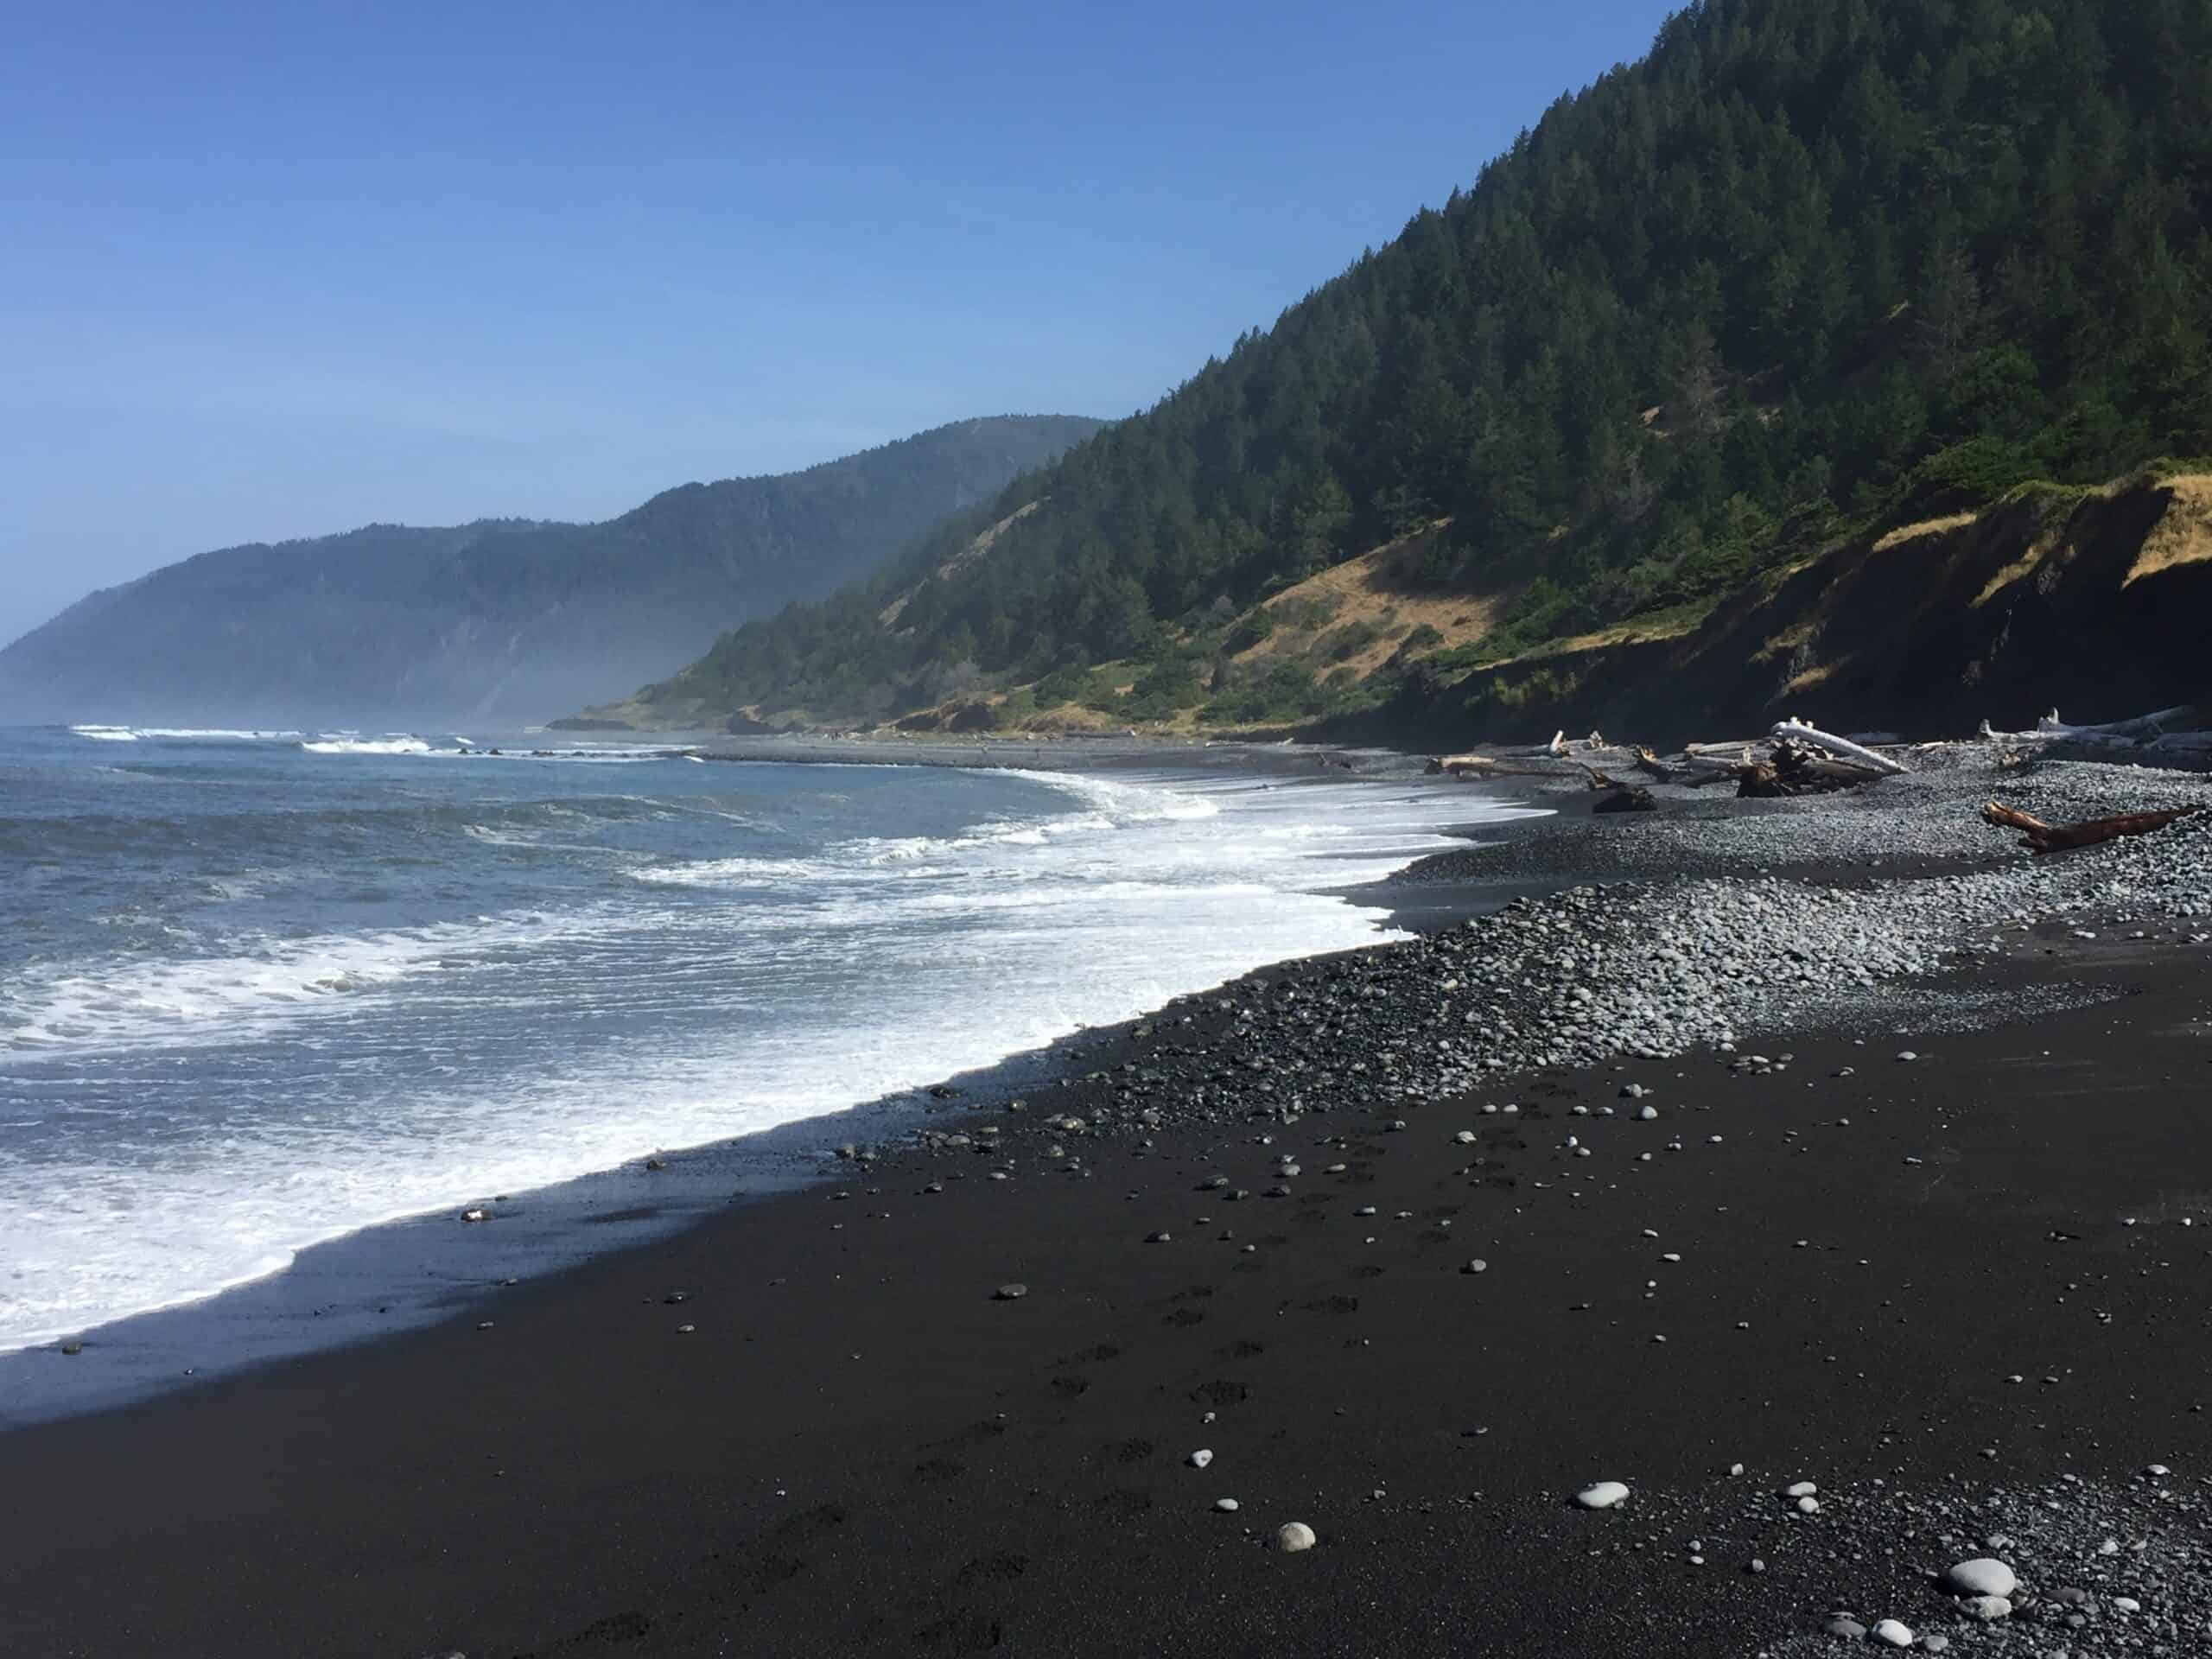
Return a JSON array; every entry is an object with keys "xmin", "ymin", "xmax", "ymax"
[{"xmin": 0, "ymin": 415, "xmax": 1103, "ymax": 726}]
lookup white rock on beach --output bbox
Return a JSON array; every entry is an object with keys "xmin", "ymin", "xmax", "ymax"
[
  {"xmin": 1943, "ymin": 1558, "xmax": 2018, "ymax": 1599},
  {"xmin": 1188, "ymin": 1449, "xmax": 1213, "ymax": 1469},
  {"xmin": 1275, "ymin": 1522, "xmax": 1317, "ymax": 1553},
  {"xmin": 1961, "ymin": 1595, "xmax": 2013, "ymax": 1622},
  {"xmin": 1872, "ymin": 1618, "xmax": 1913, "ymax": 1647},
  {"xmin": 1574, "ymin": 1481, "xmax": 1630, "ymax": 1510}
]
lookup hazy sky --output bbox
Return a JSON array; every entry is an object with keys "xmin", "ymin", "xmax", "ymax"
[{"xmin": 2, "ymin": 0, "xmax": 1675, "ymax": 643}]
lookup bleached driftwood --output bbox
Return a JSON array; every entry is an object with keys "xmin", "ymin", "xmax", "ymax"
[
  {"xmin": 1425, "ymin": 753, "xmax": 1498, "ymax": 777},
  {"xmin": 1980, "ymin": 707, "xmax": 2212, "ymax": 764},
  {"xmin": 1981, "ymin": 800, "xmax": 2203, "ymax": 855},
  {"xmin": 1771, "ymin": 719, "xmax": 1910, "ymax": 776},
  {"xmin": 1632, "ymin": 746, "xmax": 1677, "ymax": 782}
]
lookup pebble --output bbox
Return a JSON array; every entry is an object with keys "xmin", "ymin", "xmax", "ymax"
[
  {"xmin": 1574, "ymin": 1481, "xmax": 1630, "ymax": 1510},
  {"xmin": 1213, "ymin": 1497, "xmax": 1239, "ymax": 1513},
  {"xmin": 1783, "ymin": 1481, "xmax": 1818, "ymax": 1497},
  {"xmin": 1872, "ymin": 1618, "xmax": 1912, "ymax": 1647},
  {"xmin": 992, "ymin": 1283, "xmax": 1028, "ymax": 1300},
  {"xmin": 1454, "ymin": 1130, "xmax": 1477, "ymax": 1144},
  {"xmin": 1943, "ymin": 1559, "xmax": 2017, "ymax": 1599},
  {"xmin": 1275, "ymin": 1522, "xmax": 1317, "ymax": 1553},
  {"xmin": 1146, "ymin": 1231, "xmax": 1173, "ymax": 1243},
  {"xmin": 1637, "ymin": 1104, "xmax": 1659, "ymax": 1121},
  {"xmin": 1823, "ymin": 1615, "xmax": 1867, "ymax": 1639},
  {"xmin": 1188, "ymin": 1449, "xmax": 1213, "ymax": 1469},
  {"xmin": 1961, "ymin": 1595, "xmax": 2013, "ymax": 1621}
]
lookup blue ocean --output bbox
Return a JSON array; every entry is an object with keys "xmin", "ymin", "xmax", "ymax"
[{"xmin": 0, "ymin": 725, "xmax": 1518, "ymax": 1360}]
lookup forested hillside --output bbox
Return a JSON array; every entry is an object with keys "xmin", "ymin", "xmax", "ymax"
[
  {"xmin": 633, "ymin": 0, "xmax": 2212, "ymax": 735},
  {"xmin": 0, "ymin": 416, "xmax": 1101, "ymax": 726}
]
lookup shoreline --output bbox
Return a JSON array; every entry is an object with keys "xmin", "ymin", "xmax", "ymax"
[
  {"xmin": 3, "ymin": 747, "xmax": 2209, "ymax": 1655},
  {"xmin": 0, "ymin": 753, "xmax": 1548, "ymax": 1427}
]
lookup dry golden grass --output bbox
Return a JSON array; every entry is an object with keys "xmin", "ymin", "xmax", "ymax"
[
  {"xmin": 1233, "ymin": 523, "xmax": 1510, "ymax": 678},
  {"xmin": 1871, "ymin": 511, "xmax": 1979, "ymax": 552},
  {"xmin": 2125, "ymin": 474, "xmax": 2212, "ymax": 588}
]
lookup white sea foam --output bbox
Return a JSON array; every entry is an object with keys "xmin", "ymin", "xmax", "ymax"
[
  {"xmin": 69, "ymin": 725, "xmax": 139, "ymax": 741},
  {"xmin": 0, "ymin": 765, "xmax": 1548, "ymax": 1352},
  {"xmin": 300, "ymin": 734, "xmax": 435, "ymax": 755}
]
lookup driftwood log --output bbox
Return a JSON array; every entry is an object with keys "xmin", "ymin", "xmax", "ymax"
[
  {"xmin": 1632, "ymin": 746, "xmax": 1677, "ymax": 781},
  {"xmin": 1981, "ymin": 801, "xmax": 2202, "ymax": 855},
  {"xmin": 1735, "ymin": 737, "xmax": 1892, "ymax": 798},
  {"xmin": 1771, "ymin": 719, "xmax": 1910, "ymax": 776}
]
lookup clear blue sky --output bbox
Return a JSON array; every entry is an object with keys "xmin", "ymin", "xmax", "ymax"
[{"xmin": 2, "ymin": 0, "xmax": 1677, "ymax": 642}]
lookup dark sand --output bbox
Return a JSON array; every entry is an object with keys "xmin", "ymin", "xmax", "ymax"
[{"xmin": 3, "ymin": 927, "xmax": 2209, "ymax": 1656}]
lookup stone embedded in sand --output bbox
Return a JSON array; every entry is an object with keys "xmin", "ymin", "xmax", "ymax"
[
  {"xmin": 1573, "ymin": 1481, "xmax": 1630, "ymax": 1510},
  {"xmin": 1783, "ymin": 1481, "xmax": 1817, "ymax": 1497},
  {"xmin": 1823, "ymin": 1615, "xmax": 1866, "ymax": 1639},
  {"xmin": 1943, "ymin": 1559, "xmax": 2017, "ymax": 1599},
  {"xmin": 1872, "ymin": 1618, "xmax": 1912, "ymax": 1647},
  {"xmin": 1454, "ymin": 1130, "xmax": 1477, "ymax": 1144},
  {"xmin": 1213, "ymin": 1497, "xmax": 1239, "ymax": 1513},
  {"xmin": 2145, "ymin": 1462, "xmax": 2172, "ymax": 1478},
  {"xmin": 1275, "ymin": 1522, "xmax": 1317, "ymax": 1553},
  {"xmin": 1961, "ymin": 1595, "xmax": 2013, "ymax": 1621},
  {"xmin": 1895, "ymin": 1050, "xmax": 1918, "ymax": 1063},
  {"xmin": 1462, "ymin": 1259, "xmax": 1489, "ymax": 1274},
  {"xmin": 1188, "ymin": 1449, "xmax": 1213, "ymax": 1469},
  {"xmin": 1637, "ymin": 1104, "xmax": 1658, "ymax": 1121},
  {"xmin": 992, "ymin": 1283, "xmax": 1028, "ymax": 1301},
  {"xmin": 1146, "ymin": 1231, "xmax": 1173, "ymax": 1243}
]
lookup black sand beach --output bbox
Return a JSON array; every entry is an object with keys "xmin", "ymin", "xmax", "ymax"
[{"xmin": 4, "ymin": 755, "xmax": 2210, "ymax": 1657}]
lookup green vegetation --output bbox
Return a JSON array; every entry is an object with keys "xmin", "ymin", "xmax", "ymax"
[{"xmin": 642, "ymin": 0, "xmax": 2212, "ymax": 729}]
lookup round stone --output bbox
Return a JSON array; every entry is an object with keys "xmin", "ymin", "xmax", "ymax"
[
  {"xmin": 1823, "ymin": 1616, "xmax": 1866, "ymax": 1640},
  {"xmin": 1943, "ymin": 1559, "xmax": 2017, "ymax": 1599},
  {"xmin": 1872, "ymin": 1619, "xmax": 1912, "ymax": 1647},
  {"xmin": 1213, "ymin": 1497, "xmax": 1239, "ymax": 1513},
  {"xmin": 1275, "ymin": 1522, "xmax": 1316, "ymax": 1553},
  {"xmin": 1188, "ymin": 1448, "xmax": 1213, "ymax": 1469},
  {"xmin": 1961, "ymin": 1595, "xmax": 2012, "ymax": 1622},
  {"xmin": 1573, "ymin": 1480, "xmax": 1630, "ymax": 1510},
  {"xmin": 1461, "ymin": 1259, "xmax": 1489, "ymax": 1274}
]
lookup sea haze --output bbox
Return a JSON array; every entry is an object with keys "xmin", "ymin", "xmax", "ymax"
[{"xmin": 0, "ymin": 727, "xmax": 1537, "ymax": 1362}]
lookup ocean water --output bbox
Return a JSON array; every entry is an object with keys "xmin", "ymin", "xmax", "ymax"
[{"xmin": 0, "ymin": 725, "xmax": 1528, "ymax": 1357}]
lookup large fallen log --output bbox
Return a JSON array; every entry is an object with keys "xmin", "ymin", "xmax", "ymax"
[
  {"xmin": 1980, "ymin": 800, "xmax": 2202, "ymax": 855},
  {"xmin": 1632, "ymin": 747, "xmax": 1677, "ymax": 782},
  {"xmin": 1424, "ymin": 753, "xmax": 1497, "ymax": 777},
  {"xmin": 1771, "ymin": 719, "xmax": 1910, "ymax": 776}
]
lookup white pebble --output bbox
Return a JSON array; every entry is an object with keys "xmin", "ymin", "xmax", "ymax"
[
  {"xmin": 1274, "ymin": 1522, "xmax": 1316, "ymax": 1553},
  {"xmin": 1943, "ymin": 1560, "xmax": 2017, "ymax": 1599},
  {"xmin": 1872, "ymin": 1619, "xmax": 1912, "ymax": 1648},
  {"xmin": 1188, "ymin": 1449, "xmax": 1213, "ymax": 1469},
  {"xmin": 1213, "ymin": 1497, "xmax": 1239, "ymax": 1513},
  {"xmin": 1574, "ymin": 1480, "xmax": 1630, "ymax": 1510}
]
